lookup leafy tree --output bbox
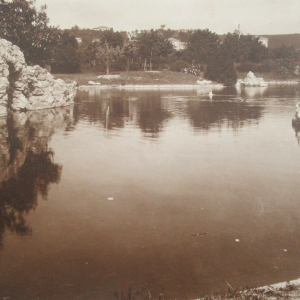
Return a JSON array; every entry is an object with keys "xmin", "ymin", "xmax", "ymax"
[
  {"xmin": 221, "ymin": 33, "xmax": 268, "ymax": 63},
  {"xmin": 205, "ymin": 46, "xmax": 237, "ymax": 86},
  {"xmin": 101, "ymin": 30, "xmax": 125, "ymax": 48},
  {"xmin": 123, "ymin": 42, "xmax": 138, "ymax": 71},
  {"xmin": 269, "ymin": 45, "xmax": 300, "ymax": 74},
  {"xmin": 51, "ymin": 31, "xmax": 83, "ymax": 73},
  {"xmin": 84, "ymin": 41, "xmax": 100, "ymax": 69},
  {"xmin": 0, "ymin": 0, "xmax": 60, "ymax": 66},
  {"xmin": 184, "ymin": 29, "xmax": 219, "ymax": 67},
  {"xmin": 95, "ymin": 42, "xmax": 124, "ymax": 74},
  {"xmin": 137, "ymin": 30, "xmax": 174, "ymax": 71},
  {"xmin": 70, "ymin": 25, "xmax": 80, "ymax": 31}
]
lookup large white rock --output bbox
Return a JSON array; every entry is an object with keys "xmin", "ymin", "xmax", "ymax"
[
  {"xmin": 0, "ymin": 39, "xmax": 77, "ymax": 115},
  {"xmin": 236, "ymin": 71, "xmax": 268, "ymax": 87}
]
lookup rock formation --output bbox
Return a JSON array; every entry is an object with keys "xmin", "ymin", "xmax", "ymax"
[
  {"xmin": 236, "ymin": 71, "xmax": 268, "ymax": 87},
  {"xmin": 0, "ymin": 39, "xmax": 76, "ymax": 116}
]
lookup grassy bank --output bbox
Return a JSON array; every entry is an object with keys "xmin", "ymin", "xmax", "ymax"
[
  {"xmin": 53, "ymin": 70, "xmax": 300, "ymax": 87},
  {"xmin": 53, "ymin": 70, "xmax": 203, "ymax": 86}
]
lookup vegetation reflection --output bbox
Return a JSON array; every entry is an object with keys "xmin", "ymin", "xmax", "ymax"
[
  {"xmin": 186, "ymin": 100, "xmax": 263, "ymax": 131},
  {"xmin": 0, "ymin": 149, "xmax": 62, "ymax": 244},
  {"xmin": 75, "ymin": 89, "xmax": 264, "ymax": 134},
  {"xmin": 0, "ymin": 107, "xmax": 73, "ymax": 246}
]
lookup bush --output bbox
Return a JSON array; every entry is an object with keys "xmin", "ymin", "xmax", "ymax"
[
  {"xmin": 205, "ymin": 52, "xmax": 237, "ymax": 86},
  {"xmin": 181, "ymin": 68, "xmax": 202, "ymax": 76},
  {"xmin": 236, "ymin": 61, "xmax": 273, "ymax": 73},
  {"xmin": 169, "ymin": 60, "xmax": 189, "ymax": 72}
]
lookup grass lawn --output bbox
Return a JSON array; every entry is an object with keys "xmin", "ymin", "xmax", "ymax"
[{"xmin": 53, "ymin": 70, "xmax": 206, "ymax": 86}]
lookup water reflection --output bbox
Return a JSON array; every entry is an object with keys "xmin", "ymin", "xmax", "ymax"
[
  {"xmin": 137, "ymin": 96, "xmax": 173, "ymax": 138},
  {"xmin": 75, "ymin": 90, "xmax": 173, "ymax": 138},
  {"xmin": 186, "ymin": 101, "xmax": 263, "ymax": 131},
  {"xmin": 0, "ymin": 149, "xmax": 61, "ymax": 243},
  {"xmin": 75, "ymin": 88, "xmax": 266, "ymax": 135},
  {"xmin": 2, "ymin": 87, "xmax": 300, "ymax": 299},
  {"xmin": 0, "ymin": 107, "xmax": 73, "ymax": 245},
  {"xmin": 292, "ymin": 117, "xmax": 300, "ymax": 145},
  {"xmin": 236, "ymin": 86, "xmax": 268, "ymax": 99}
]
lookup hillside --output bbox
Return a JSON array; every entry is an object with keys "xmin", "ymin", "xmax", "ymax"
[{"xmin": 262, "ymin": 34, "xmax": 300, "ymax": 49}]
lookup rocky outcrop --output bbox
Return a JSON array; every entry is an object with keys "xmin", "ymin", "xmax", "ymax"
[
  {"xmin": 0, "ymin": 39, "xmax": 76, "ymax": 116},
  {"xmin": 236, "ymin": 71, "xmax": 268, "ymax": 87}
]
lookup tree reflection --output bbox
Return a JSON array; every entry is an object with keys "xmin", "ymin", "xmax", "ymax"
[
  {"xmin": 186, "ymin": 100, "xmax": 263, "ymax": 131},
  {"xmin": 292, "ymin": 117, "xmax": 300, "ymax": 145},
  {"xmin": 74, "ymin": 97, "xmax": 130, "ymax": 130},
  {"xmin": 0, "ymin": 107, "xmax": 72, "ymax": 246},
  {"xmin": 74, "ymin": 90, "xmax": 173, "ymax": 137},
  {"xmin": 0, "ymin": 149, "xmax": 62, "ymax": 245},
  {"xmin": 138, "ymin": 97, "xmax": 172, "ymax": 138}
]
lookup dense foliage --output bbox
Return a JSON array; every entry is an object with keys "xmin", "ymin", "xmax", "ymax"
[
  {"xmin": 0, "ymin": 0, "xmax": 81, "ymax": 72},
  {"xmin": 1, "ymin": 1, "xmax": 300, "ymax": 77},
  {"xmin": 205, "ymin": 50, "xmax": 237, "ymax": 86},
  {"xmin": 51, "ymin": 31, "xmax": 82, "ymax": 73},
  {"xmin": 136, "ymin": 30, "xmax": 174, "ymax": 70},
  {"xmin": 0, "ymin": 0, "xmax": 59, "ymax": 66},
  {"xmin": 183, "ymin": 29, "xmax": 220, "ymax": 67}
]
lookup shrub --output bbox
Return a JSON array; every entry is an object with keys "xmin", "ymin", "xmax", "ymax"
[
  {"xmin": 236, "ymin": 61, "xmax": 273, "ymax": 73},
  {"xmin": 181, "ymin": 68, "xmax": 202, "ymax": 76},
  {"xmin": 205, "ymin": 52, "xmax": 237, "ymax": 86},
  {"xmin": 169, "ymin": 60, "xmax": 189, "ymax": 72}
]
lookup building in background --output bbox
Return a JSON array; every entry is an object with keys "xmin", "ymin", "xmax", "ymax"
[
  {"xmin": 92, "ymin": 26, "xmax": 111, "ymax": 31},
  {"xmin": 167, "ymin": 38, "xmax": 186, "ymax": 51},
  {"xmin": 258, "ymin": 36, "xmax": 268, "ymax": 47}
]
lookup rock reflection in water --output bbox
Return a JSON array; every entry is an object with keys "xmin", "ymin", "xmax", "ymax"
[{"xmin": 0, "ymin": 107, "xmax": 73, "ymax": 245}]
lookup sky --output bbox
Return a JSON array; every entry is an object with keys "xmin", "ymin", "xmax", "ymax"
[{"xmin": 34, "ymin": 0, "xmax": 300, "ymax": 35}]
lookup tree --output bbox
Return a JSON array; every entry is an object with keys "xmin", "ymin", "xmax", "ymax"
[
  {"xmin": 205, "ymin": 45, "xmax": 237, "ymax": 86},
  {"xmin": 123, "ymin": 42, "xmax": 138, "ymax": 71},
  {"xmin": 184, "ymin": 29, "xmax": 219, "ymax": 67},
  {"xmin": 95, "ymin": 42, "xmax": 124, "ymax": 74},
  {"xmin": 137, "ymin": 29, "xmax": 174, "ymax": 71},
  {"xmin": 221, "ymin": 33, "xmax": 268, "ymax": 63},
  {"xmin": 101, "ymin": 30, "xmax": 125, "ymax": 48},
  {"xmin": 269, "ymin": 44, "xmax": 299, "ymax": 74},
  {"xmin": 84, "ymin": 41, "xmax": 100, "ymax": 69},
  {"xmin": 51, "ymin": 31, "xmax": 83, "ymax": 73},
  {"xmin": 0, "ymin": 0, "xmax": 60, "ymax": 66}
]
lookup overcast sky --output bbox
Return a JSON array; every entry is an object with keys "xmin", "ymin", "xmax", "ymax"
[{"xmin": 34, "ymin": 0, "xmax": 300, "ymax": 35}]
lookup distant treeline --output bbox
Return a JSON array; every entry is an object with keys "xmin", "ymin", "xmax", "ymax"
[
  {"xmin": 1, "ymin": 0, "xmax": 300, "ymax": 85},
  {"xmin": 70, "ymin": 26, "xmax": 300, "ymax": 51}
]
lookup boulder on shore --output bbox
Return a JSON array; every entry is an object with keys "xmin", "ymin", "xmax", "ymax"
[
  {"xmin": 0, "ymin": 39, "xmax": 76, "ymax": 116},
  {"xmin": 196, "ymin": 79, "xmax": 212, "ymax": 85},
  {"xmin": 236, "ymin": 71, "xmax": 268, "ymax": 87}
]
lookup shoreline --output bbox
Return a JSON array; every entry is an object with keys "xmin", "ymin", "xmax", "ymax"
[
  {"xmin": 78, "ymin": 80, "xmax": 300, "ymax": 90},
  {"xmin": 54, "ymin": 71, "xmax": 300, "ymax": 88},
  {"xmin": 78, "ymin": 83, "xmax": 223, "ymax": 90},
  {"xmin": 196, "ymin": 278, "xmax": 300, "ymax": 300}
]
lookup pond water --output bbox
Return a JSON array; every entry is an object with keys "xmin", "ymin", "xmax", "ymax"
[{"xmin": 1, "ymin": 85, "xmax": 300, "ymax": 299}]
